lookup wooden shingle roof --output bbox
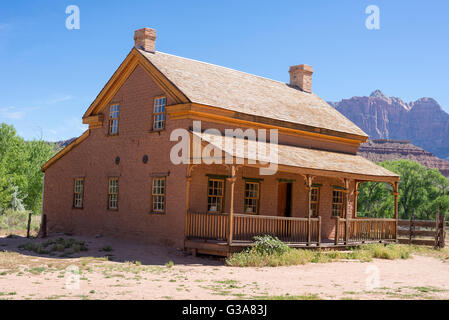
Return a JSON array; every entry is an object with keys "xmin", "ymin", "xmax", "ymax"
[
  {"xmin": 139, "ymin": 49, "xmax": 368, "ymax": 138},
  {"xmin": 193, "ymin": 132, "xmax": 399, "ymax": 180}
]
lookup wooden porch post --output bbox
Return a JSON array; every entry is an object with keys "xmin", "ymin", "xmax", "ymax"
[
  {"xmin": 344, "ymin": 178, "xmax": 350, "ymax": 245},
  {"xmin": 227, "ymin": 165, "xmax": 237, "ymax": 246},
  {"xmin": 393, "ymin": 181, "xmax": 399, "ymax": 241},
  {"xmin": 184, "ymin": 164, "xmax": 193, "ymax": 245},
  {"xmin": 353, "ymin": 181, "xmax": 359, "ymax": 218},
  {"xmin": 305, "ymin": 175, "xmax": 313, "ymax": 246},
  {"xmin": 334, "ymin": 216, "xmax": 340, "ymax": 245}
]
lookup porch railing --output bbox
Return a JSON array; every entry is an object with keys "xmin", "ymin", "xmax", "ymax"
[
  {"xmin": 334, "ymin": 217, "xmax": 397, "ymax": 245},
  {"xmin": 185, "ymin": 212, "xmax": 321, "ymax": 245},
  {"xmin": 185, "ymin": 212, "xmax": 228, "ymax": 241}
]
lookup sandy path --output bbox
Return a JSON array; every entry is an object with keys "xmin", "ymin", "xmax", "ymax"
[{"xmin": 0, "ymin": 235, "xmax": 448, "ymax": 300}]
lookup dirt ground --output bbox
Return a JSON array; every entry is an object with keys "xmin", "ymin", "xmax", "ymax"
[{"xmin": 0, "ymin": 234, "xmax": 448, "ymax": 300}]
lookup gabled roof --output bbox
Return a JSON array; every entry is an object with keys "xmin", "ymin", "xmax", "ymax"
[
  {"xmin": 193, "ymin": 131, "xmax": 399, "ymax": 181},
  {"xmin": 138, "ymin": 49, "xmax": 368, "ymax": 138}
]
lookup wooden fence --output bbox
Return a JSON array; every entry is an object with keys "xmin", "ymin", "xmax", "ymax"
[
  {"xmin": 398, "ymin": 212, "xmax": 446, "ymax": 248},
  {"xmin": 334, "ymin": 217, "xmax": 397, "ymax": 245}
]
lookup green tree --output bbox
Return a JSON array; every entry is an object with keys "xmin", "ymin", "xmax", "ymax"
[
  {"xmin": 0, "ymin": 123, "xmax": 56, "ymax": 214},
  {"xmin": 22, "ymin": 140, "xmax": 55, "ymax": 213},
  {"xmin": 381, "ymin": 160, "xmax": 429, "ymax": 219},
  {"xmin": 358, "ymin": 159, "xmax": 449, "ymax": 220},
  {"xmin": 357, "ymin": 182, "xmax": 393, "ymax": 218}
]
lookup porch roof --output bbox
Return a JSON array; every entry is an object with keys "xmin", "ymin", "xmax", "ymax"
[{"xmin": 193, "ymin": 132, "xmax": 399, "ymax": 182}]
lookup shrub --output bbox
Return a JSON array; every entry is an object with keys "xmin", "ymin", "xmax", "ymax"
[
  {"xmin": 101, "ymin": 245, "xmax": 112, "ymax": 252},
  {"xmin": 252, "ymin": 235, "xmax": 289, "ymax": 255},
  {"xmin": 165, "ymin": 261, "xmax": 174, "ymax": 268},
  {"xmin": 18, "ymin": 237, "xmax": 88, "ymax": 255}
]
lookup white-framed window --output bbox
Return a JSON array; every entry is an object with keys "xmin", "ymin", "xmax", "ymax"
[
  {"xmin": 109, "ymin": 104, "xmax": 119, "ymax": 135},
  {"xmin": 73, "ymin": 178, "xmax": 84, "ymax": 208},
  {"xmin": 152, "ymin": 177, "xmax": 166, "ymax": 212},
  {"xmin": 244, "ymin": 181, "xmax": 260, "ymax": 214},
  {"xmin": 310, "ymin": 187, "xmax": 320, "ymax": 217},
  {"xmin": 153, "ymin": 96, "xmax": 166, "ymax": 130},
  {"xmin": 332, "ymin": 189, "xmax": 344, "ymax": 217},
  {"xmin": 108, "ymin": 177, "xmax": 119, "ymax": 210},
  {"xmin": 207, "ymin": 179, "xmax": 224, "ymax": 213}
]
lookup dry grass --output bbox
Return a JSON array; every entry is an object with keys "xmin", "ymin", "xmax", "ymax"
[
  {"xmin": 0, "ymin": 251, "xmax": 108, "ymax": 275},
  {"xmin": 226, "ymin": 244, "xmax": 413, "ymax": 267},
  {"xmin": 0, "ymin": 210, "xmax": 40, "ymax": 236}
]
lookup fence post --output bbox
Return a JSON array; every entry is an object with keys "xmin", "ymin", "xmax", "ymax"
[
  {"xmin": 26, "ymin": 212, "xmax": 32, "ymax": 238},
  {"xmin": 435, "ymin": 211, "xmax": 446, "ymax": 249},
  {"xmin": 440, "ymin": 212, "xmax": 446, "ymax": 248},
  {"xmin": 435, "ymin": 211, "xmax": 440, "ymax": 248},
  {"xmin": 41, "ymin": 214, "xmax": 47, "ymax": 238},
  {"xmin": 409, "ymin": 211, "xmax": 415, "ymax": 245}
]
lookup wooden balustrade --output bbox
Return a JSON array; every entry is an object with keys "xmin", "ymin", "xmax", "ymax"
[
  {"xmin": 186, "ymin": 212, "xmax": 320, "ymax": 244},
  {"xmin": 335, "ymin": 217, "xmax": 396, "ymax": 245},
  {"xmin": 186, "ymin": 212, "xmax": 396, "ymax": 246},
  {"xmin": 233, "ymin": 214, "xmax": 320, "ymax": 244},
  {"xmin": 185, "ymin": 212, "xmax": 228, "ymax": 241}
]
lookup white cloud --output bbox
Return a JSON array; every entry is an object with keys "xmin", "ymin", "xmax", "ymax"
[
  {"xmin": 46, "ymin": 95, "xmax": 73, "ymax": 105},
  {"xmin": 0, "ymin": 106, "xmax": 25, "ymax": 120},
  {"xmin": 44, "ymin": 117, "xmax": 87, "ymax": 141}
]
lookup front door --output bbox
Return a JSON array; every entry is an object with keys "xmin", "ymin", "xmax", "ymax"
[{"xmin": 277, "ymin": 182, "xmax": 292, "ymax": 217}]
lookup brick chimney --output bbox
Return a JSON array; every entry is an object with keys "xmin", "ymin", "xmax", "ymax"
[
  {"xmin": 134, "ymin": 28, "xmax": 157, "ymax": 53},
  {"xmin": 289, "ymin": 64, "xmax": 313, "ymax": 93}
]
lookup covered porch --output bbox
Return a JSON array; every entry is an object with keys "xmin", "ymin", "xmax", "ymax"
[{"xmin": 183, "ymin": 132, "xmax": 400, "ymax": 256}]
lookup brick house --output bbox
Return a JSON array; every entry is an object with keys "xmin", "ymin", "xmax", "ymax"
[{"xmin": 41, "ymin": 28, "xmax": 399, "ymax": 255}]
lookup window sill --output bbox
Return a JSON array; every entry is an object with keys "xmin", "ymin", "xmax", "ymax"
[
  {"xmin": 149, "ymin": 128, "xmax": 166, "ymax": 134},
  {"xmin": 149, "ymin": 211, "xmax": 166, "ymax": 215}
]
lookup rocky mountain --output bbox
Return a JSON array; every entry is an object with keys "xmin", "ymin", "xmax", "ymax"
[
  {"xmin": 330, "ymin": 90, "xmax": 449, "ymax": 160},
  {"xmin": 51, "ymin": 138, "xmax": 76, "ymax": 150},
  {"xmin": 359, "ymin": 139, "xmax": 449, "ymax": 177}
]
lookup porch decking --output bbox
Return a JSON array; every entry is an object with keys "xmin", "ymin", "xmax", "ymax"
[{"xmin": 184, "ymin": 212, "xmax": 397, "ymax": 256}]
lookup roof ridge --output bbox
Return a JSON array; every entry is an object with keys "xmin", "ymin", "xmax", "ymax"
[{"xmin": 151, "ymin": 50, "xmax": 291, "ymax": 87}]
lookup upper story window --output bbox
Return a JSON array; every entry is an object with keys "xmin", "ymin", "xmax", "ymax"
[
  {"xmin": 310, "ymin": 186, "xmax": 320, "ymax": 217},
  {"xmin": 108, "ymin": 177, "xmax": 119, "ymax": 210},
  {"xmin": 207, "ymin": 178, "xmax": 224, "ymax": 213},
  {"xmin": 332, "ymin": 189, "xmax": 344, "ymax": 217},
  {"xmin": 73, "ymin": 178, "xmax": 84, "ymax": 208},
  {"xmin": 109, "ymin": 104, "xmax": 119, "ymax": 135},
  {"xmin": 153, "ymin": 96, "xmax": 166, "ymax": 130},
  {"xmin": 244, "ymin": 181, "xmax": 260, "ymax": 214}
]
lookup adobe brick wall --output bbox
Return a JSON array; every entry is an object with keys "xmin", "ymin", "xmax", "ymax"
[
  {"xmin": 43, "ymin": 64, "xmax": 361, "ymax": 247},
  {"xmin": 43, "ymin": 65, "xmax": 190, "ymax": 247}
]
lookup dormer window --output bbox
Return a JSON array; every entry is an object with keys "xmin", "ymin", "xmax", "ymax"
[
  {"xmin": 109, "ymin": 104, "xmax": 119, "ymax": 135},
  {"xmin": 153, "ymin": 96, "xmax": 166, "ymax": 130}
]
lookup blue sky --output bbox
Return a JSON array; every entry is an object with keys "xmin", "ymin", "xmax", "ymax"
[{"xmin": 1, "ymin": 0, "xmax": 448, "ymax": 141}]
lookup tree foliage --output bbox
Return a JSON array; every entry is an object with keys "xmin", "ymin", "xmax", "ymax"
[
  {"xmin": 358, "ymin": 160, "xmax": 449, "ymax": 220},
  {"xmin": 0, "ymin": 123, "xmax": 56, "ymax": 214}
]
